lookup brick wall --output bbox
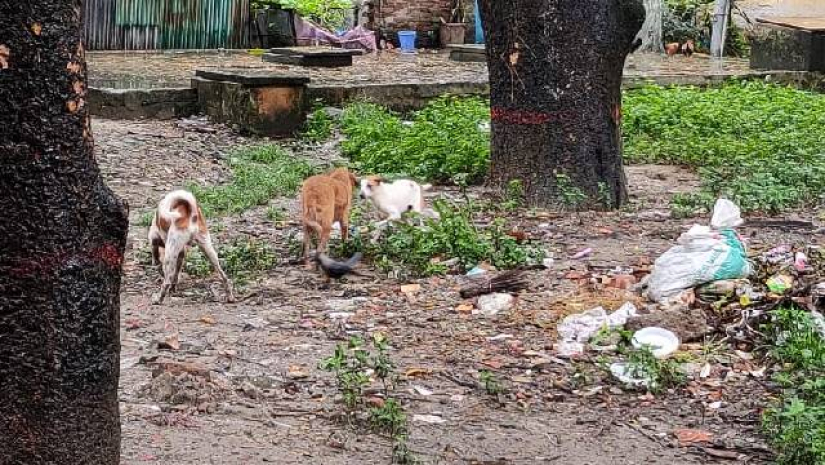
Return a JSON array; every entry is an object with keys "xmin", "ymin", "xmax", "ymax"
[{"xmin": 369, "ymin": 0, "xmax": 475, "ymax": 47}]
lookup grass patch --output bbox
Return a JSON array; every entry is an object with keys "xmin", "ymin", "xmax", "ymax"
[
  {"xmin": 321, "ymin": 334, "xmax": 417, "ymax": 464},
  {"xmin": 340, "ymin": 82, "xmax": 825, "ymax": 213},
  {"xmin": 190, "ymin": 145, "xmax": 314, "ymax": 217},
  {"xmin": 624, "ymin": 346, "xmax": 686, "ymax": 394},
  {"xmin": 136, "ymin": 211, "xmax": 154, "ymax": 227},
  {"xmin": 184, "ymin": 238, "xmax": 277, "ymax": 285},
  {"xmin": 341, "ymin": 96, "xmax": 490, "ymax": 184},
  {"xmin": 762, "ymin": 306, "xmax": 825, "ymax": 464},
  {"xmin": 339, "ymin": 200, "xmax": 543, "ymax": 278},
  {"xmin": 623, "ymin": 81, "xmax": 825, "ymax": 213},
  {"xmin": 302, "ymin": 107, "xmax": 334, "ymax": 142}
]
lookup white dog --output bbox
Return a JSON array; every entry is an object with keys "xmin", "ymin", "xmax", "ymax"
[
  {"xmin": 359, "ymin": 176, "xmax": 437, "ymax": 225},
  {"xmin": 148, "ymin": 190, "xmax": 235, "ymax": 305}
]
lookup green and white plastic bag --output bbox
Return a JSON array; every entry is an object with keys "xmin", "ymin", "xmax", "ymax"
[{"xmin": 646, "ymin": 199, "xmax": 752, "ymax": 303}]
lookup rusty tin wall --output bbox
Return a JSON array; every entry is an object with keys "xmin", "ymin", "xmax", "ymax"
[{"xmin": 84, "ymin": 0, "xmax": 250, "ymax": 50}]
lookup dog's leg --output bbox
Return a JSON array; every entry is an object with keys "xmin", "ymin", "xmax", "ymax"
[
  {"xmin": 303, "ymin": 225, "xmax": 315, "ymax": 269},
  {"xmin": 170, "ymin": 250, "xmax": 185, "ymax": 293},
  {"xmin": 317, "ymin": 226, "xmax": 331, "ymax": 257},
  {"xmin": 340, "ymin": 211, "xmax": 350, "ymax": 244},
  {"xmin": 195, "ymin": 234, "xmax": 236, "ymax": 303},
  {"xmin": 152, "ymin": 250, "xmax": 179, "ymax": 305}
]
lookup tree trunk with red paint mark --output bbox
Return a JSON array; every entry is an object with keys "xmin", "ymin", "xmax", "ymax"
[
  {"xmin": 478, "ymin": 0, "xmax": 645, "ymax": 209},
  {"xmin": 0, "ymin": 1, "xmax": 128, "ymax": 463}
]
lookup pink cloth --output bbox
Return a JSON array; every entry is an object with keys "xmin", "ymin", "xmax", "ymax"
[{"xmin": 294, "ymin": 16, "xmax": 376, "ymax": 52}]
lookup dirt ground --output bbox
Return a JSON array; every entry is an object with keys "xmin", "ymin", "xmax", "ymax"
[{"xmin": 97, "ymin": 117, "xmax": 814, "ymax": 465}]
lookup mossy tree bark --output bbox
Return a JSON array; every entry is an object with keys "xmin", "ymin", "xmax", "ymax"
[
  {"xmin": 478, "ymin": 0, "xmax": 645, "ymax": 209},
  {"xmin": 0, "ymin": 1, "xmax": 128, "ymax": 463}
]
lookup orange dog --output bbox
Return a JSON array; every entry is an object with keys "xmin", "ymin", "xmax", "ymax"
[{"xmin": 301, "ymin": 168, "xmax": 358, "ymax": 265}]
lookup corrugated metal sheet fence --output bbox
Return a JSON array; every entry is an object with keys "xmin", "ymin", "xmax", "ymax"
[{"xmin": 84, "ymin": 0, "xmax": 250, "ymax": 50}]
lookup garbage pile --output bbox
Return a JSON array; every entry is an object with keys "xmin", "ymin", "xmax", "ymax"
[{"xmin": 554, "ymin": 198, "xmax": 825, "ymax": 386}]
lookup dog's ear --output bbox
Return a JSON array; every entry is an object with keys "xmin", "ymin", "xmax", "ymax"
[{"xmin": 349, "ymin": 172, "xmax": 358, "ymax": 186}]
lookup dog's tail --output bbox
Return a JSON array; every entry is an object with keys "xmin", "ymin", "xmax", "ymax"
[{"xmin": 168, "ymin": 192, "xmax": 197, "ymax": 229}]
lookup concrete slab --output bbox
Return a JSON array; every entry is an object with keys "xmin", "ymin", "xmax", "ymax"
[
  {"xmin": 757, "ymin": 17, "xmax": 825, "ymax": 32},
  {"xmin": 194, "ymin": 69, "xmax": 309, "ymax": 87}
]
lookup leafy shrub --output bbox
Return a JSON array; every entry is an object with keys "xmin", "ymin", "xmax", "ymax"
[
  {"xmin": 252, "ymin": 0, "xmax": 354, "ymax": 31},
  {"xmin": 189, "ymin": 145, "xmax": 314, "ymax": 216},
  {"xmin": 185, "ymin": 238, "xmax": 277, "ymax": 285},
  {"xmin": 341, "ymin": 96, "xmax": 490, "ymax": 184},
  {"xmin": 762, "ymin": 306, "xmax": 825, "ymax": 465},
  {"xmin": 302, "ymin": 107, "xmax": 334, "ymax": 142},
  {"xmin": 623, "ymin": 81, "xmax": 825, "ymax": 213},
  {"xmin": 356, "ymin": 200, "xmax": 543, "ymax": 278}
]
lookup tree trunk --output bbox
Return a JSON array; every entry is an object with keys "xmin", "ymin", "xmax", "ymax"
[
  {"xmin": 479, "ymin": 0, "xmax": 645, "ymax": 209},
  {"xmin": 636, "ymin": 0, "xmax": 664, "ymax": 52},
  {"xmin": 0, "ymin": 1, "xmax": 128, "ymax": 463}
]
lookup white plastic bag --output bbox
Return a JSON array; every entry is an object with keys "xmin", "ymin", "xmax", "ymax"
[
  {"xmin": 556, "ymin": 303, "xmax": 638, "ymax": 356},
  {"xmin": 646, "ymin": 199, "xmax": 751, "ymax": 303}
]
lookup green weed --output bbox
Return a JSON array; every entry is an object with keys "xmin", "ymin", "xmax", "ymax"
[
  {"xmin": 321, "ymin": 334, "xmax": 416, "ymax": 464},
  {"xmin": 189, "ymin": 145, "xmax": 314, "ymax": 217},
  {"xmin": 360, "ymin": 200, "xmax": 542, "ymax": 278},
  {"xmin": 623, "ymin": 81, "xmax": 825, "ymax": 213},
  {"xmin": 479, "ymin": 370, "xmax": 504, "ymax": 396},
  {"xmin": 554, "ymin": 170, "xmax": 587, "ymax": 211},
  {"xmin": 266, "ymin": 206, "xmax": 288, "ymax": 223},
  {"xmin": 341, "ymin": 96, "xmax": 490, "ymax": 184},
  {"xmin": 184, "ymin": 238, "xmax": 277, "ymax": 285},
  {"xmin": 624, "ymin": 346, "xmax": 686, "ymax": 394},
  {"xmin": 302, "ymin": 107, "xmax": 334, "ymax": 142},
  {"xmin": 136, "ymin": 211, "xmax": 154, "ymax": 227},
  {"xmin": 762, "ymin": 306, "xmax": 825, "ymax": 464}
]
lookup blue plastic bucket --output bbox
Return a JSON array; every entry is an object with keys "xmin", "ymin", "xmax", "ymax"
[{"xmin": 398, "ymin": 30, "xmax": 417, "ymax": 53}]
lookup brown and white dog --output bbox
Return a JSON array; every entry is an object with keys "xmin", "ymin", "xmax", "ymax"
[
  {"xmin": 359, "ymin": 176, "xmax": 435, "ymax": 225},
  {"xmin": 148, "ymin": 190, "xmax": 235, "ymax": 305},
  {"xmin": 301, "ymin": 168, "xmax": 358, "ymax": 265}
]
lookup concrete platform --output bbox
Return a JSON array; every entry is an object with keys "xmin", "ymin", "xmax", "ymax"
[
  {"xmin": 263, "ymin": 46, "xmax": 363, "ymax": 67},
  {"xmin": 447, "ymin": 44, "xmax": 486, "ymax": 63},
  {"xmin": 751, "ymin": 17, "xmax": 825, "ymax": 71},
  {"xmin": 85, "ymin": 50, "xmax": 824, "ymax": 120}
]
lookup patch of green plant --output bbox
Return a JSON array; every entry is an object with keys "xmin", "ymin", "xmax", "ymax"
[
  {"xmin": 624, "ymin": 346, "xmax": 686, "ymax": 394},
  {"xmin": 251, "ymin": 0, "xmax": 353, "ymax": 31},
  {"xmin": 302, "ymin": 107, "xmax": 334, "ymax": 142},
  {"xmin": 184, "ymin": 238, "xmax": 277, "ymax": 285},
  {"xmin": 321, "ymin": 334, "xmax": 416, "ymax": 464},
  {"xmin": 762, "ymin": 306, "xmax": 825, "ymax": 464},
  {"xmin": 479, "ymin": 370, "xmax": 504, "ymax": 396},
  {"xmin": 190, "ymin": 145, "xmax": 314, "ymax": 217},
  {"xmin": 266, "ymin": 206, "xmax": 288, "ymax": 223},
  {"xmin": 624, "ymin": 81, "xmax": 825, "ymax": 213},
  {"xmin": 341, "ymin": 96, "xmax": 490, "ymax": 184},
  {"xmin": 502, "ymin": 179, "xmax": 525, "ymax": 211},
  {"xmin": 554, "ymin": 170, "xmax": 587, "ymax": 211},
  {"xmin": 136, "ymin": 211, "xmax": 154, "ymax": 227},
  {"xmin": 359, "ymin": 200, "xmax": 543, "ymax": 278}
]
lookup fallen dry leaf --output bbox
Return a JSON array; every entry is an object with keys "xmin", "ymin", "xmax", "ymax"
[
  {"xmin": 674, "ymin": 428, "xmax": 713, "ymax": 447},
  {"xmin": 200, "ymin": 315, "xmax": 216, "ymax": 325},
  {"xmin": 287, "ymin": 365, "xmax": 308, "ymax": 379},
  {"xmin": 456, "ymin": 303, "xmax": 474, "ymax": 314},
  {"xmin": 404, "ymin": 367, "xmax": 432, "ymax": 378},
  {"xmin": 400, "ymin": 284, "xmax": 421, "ymax": 294},
  {"xmin": 159, "ymin": 333, "xmax": 180, "ymax": 351}
]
